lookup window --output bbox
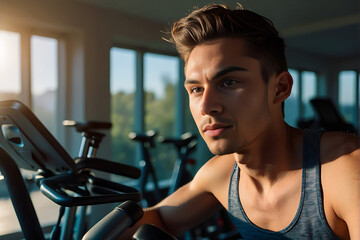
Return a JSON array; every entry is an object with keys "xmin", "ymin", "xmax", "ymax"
[
  {"xmin": 110, "ymin": 47, "xmax": 136, "ymax": 170},
  {"xmin": 301, "ymin": 71, "xmax": 317, "ymax": 119},
  {"xmin": 0, "ymin": 31, "xmax": 59, "ymax": 137},
  {"xmin": 31, "ymin": 35, "xmax": 59, "ymax": 136},
  {"xmin": 110, "ymin": 47, "xmax": 182, "ymax": 181},
  {"xmin": 0, "ymin": 30, "xmax": 21, "ymax": 101},
  {"xmin": 0, "ymin": 30, "xmax": 61, "ymax": 236},
  {"xmin": 338, "ymin": 70, "xmax": 359, "ymax": 128},
  {"xmin": 144, "ymin": 53, "xmax": 179, "ymax": 180},
  {"xmin": 284, "ymin": 69, "xmax": 318, "ymax": 127},
  {"xmin": 285, "ymin": 69, "xmax": 300, "ymax": 127},
  {"xmin": 144, "ymin": 53, "xmax": 178, "ymax": 132}
]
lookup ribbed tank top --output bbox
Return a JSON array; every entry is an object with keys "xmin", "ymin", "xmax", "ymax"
[{"xmin": 228, "ymin": 129, "xmax": 341, "ymax": 239}]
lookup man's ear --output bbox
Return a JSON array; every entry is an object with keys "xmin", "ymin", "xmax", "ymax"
[{"xmin": 273, "ymin": 71, "xmax": 293, "ymax": 104}]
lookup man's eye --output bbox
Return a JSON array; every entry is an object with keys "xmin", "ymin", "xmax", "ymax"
[
  {"xmin": 190, "ymin": 87, "xmax": 203, "ymax": 93},
  {"xmin": 223, "ymin": 79, "xmax": 237, "ymax": 87}
]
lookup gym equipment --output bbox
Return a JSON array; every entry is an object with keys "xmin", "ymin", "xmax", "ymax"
[
  {"xmin": 158, "ymin": 132, "xmax": 197, "ymax": 195},
  {"xmin": 128, "ymin": 130, "xmax": 198, "ymax": 205},
  {"xmin": 133, "ymin": 224, "xmax": 177, "ymax": 240},
  {"xmin": 83, "ymin": 200, "xmax": 178, "ymax": 240},
  {"xmin": 63, "ymin": 119, "xmax": 112, "ymax": 158},
  {"xmin": 82, "ymin": 200, "xmax": 144, "ymax": 240},
  {"xmin": 310, "ymin": 98, "xmax": 358, "ymax": 134},
  {"xmin": 0, "ymin": 100, "xmax": 141, "ymax": 239},
  {"xmin": 128, "ymin": 130, "xmax": 163, "ymax": 206},
  {"xmin": 59, "ymin": 119, "xmax": 117, "ymax": 239}
]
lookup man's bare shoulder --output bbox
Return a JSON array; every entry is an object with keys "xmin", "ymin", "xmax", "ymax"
[
  {"xmin": 320, "ymin": 131, "xmax": 360, "ymax": 239},
  {"xmin": 190, "ymin": 154, "xmax": 235, "ymax": 206},
  {"xmin": 195, "ymin": 154, "xmax": 235, "ymax": 183},
  {"xmin": 202, "ymin": 154, "xmax": 236, "ymax": 169},
  {"xmin": 320, "ymin": 131, "xmax": 359, "ymax": 183},
  {"xmin": 320, "ymin": 131, "xmax": 359, "ymax": 165}
]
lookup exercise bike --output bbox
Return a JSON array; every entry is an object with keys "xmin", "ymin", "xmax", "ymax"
[
  {"xmin": 158, "ymin": 132, "xmax": 197, "ymax": 195},
  {"xmin": 128, "ymin": 130, "xmax": 198, "ymax": 206},
  {"xmin": 55, "ymin": 119, "xmax": 119, "ymax": 239},
  {"xmin": 128, "ymin": 130, "xmax": 164, "ymax": 207},
  {"xmin": 0, "ymin": 100, "xmax": 142, "ymax": 240}
]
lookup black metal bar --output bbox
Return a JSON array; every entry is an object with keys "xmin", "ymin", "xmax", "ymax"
[{"xmin": 0, "ymin": 147, "xmax": 44, "ymax": 240}]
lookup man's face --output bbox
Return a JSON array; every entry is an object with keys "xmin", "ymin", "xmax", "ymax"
[{"xmin": 184, "ymin": 38, "xmax": 274, "ymax": 155}]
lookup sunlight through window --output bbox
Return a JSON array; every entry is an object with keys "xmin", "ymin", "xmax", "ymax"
[
  {"xmin": 0, "ymin": 30, "xmax": 21, "ymax": 100},
  {"xmin": 31, "ymin": 35, "xmax": 58, "ymax": 136}
]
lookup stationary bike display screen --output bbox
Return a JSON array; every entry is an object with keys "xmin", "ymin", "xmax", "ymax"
[{"xmin": 0, "ymin": 100, "xmax": 77, "ymax": 175}]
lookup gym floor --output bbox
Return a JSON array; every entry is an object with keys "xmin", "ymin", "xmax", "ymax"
[{"xmin": 0, "ymin": 190, "xmax": 58, "ymax": 236}]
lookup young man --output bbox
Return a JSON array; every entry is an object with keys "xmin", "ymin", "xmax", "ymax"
[{"xmin": 121, "ymin": 4, "xmax": 360, "ymax": 239}]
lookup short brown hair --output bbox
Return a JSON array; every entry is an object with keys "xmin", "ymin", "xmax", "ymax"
[{"xmin": 167, "ymin": 4, "xmax": 288, "ymax": 83}]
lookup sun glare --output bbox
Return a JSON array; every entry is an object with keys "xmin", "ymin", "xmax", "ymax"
[{"xmin": 0, "ymin": 30, "xmax": 21, "ymax": 95}]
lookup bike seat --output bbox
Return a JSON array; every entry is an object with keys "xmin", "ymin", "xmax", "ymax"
[
  {"xmin": 128, "ymin": 130, "xmax": 157, "ymax": 147},
  {"xmin": 159, "ymin": 132, "xmax": 197, "ymax": 148},
  {"xmin": 63, "ymin": 120, "xmax": 112, "ymax": 133}
]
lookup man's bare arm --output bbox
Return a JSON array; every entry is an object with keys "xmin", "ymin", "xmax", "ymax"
[
  {"xmin": 117, "ymin": 205, "xmax": 168, "ymax": 240},
  {"xmin": 322, "ymin": 133, "xmax": 360, "ymax": 239},
  {"xmin": 335, "ymin": 146, "xmax": 360, "ymax": 239},
  {"xmin": 118, "ymin": 156, "xmax": 227, "ymax": 239}
]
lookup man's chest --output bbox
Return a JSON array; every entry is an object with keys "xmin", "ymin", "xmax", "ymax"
[{"xmin": 237, "ymin": 172, "xmax": 302, "ymax": 231}]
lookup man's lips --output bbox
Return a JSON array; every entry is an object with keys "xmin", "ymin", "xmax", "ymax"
[{"xmin": 203, "ymin": 124, "xmax": 231, "ymax": 137}]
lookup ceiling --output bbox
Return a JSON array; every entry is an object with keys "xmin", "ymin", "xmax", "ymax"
[{"xmin": 76, "ymin": 0, "xmax": 360, "ymax": 59}]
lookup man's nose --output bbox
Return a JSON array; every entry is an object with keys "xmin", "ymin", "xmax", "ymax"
[{"xmin": 200, "ymin": 87, "xmax": 223, "ymax": 116}]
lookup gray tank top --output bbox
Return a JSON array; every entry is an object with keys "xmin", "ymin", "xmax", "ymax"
[{"xmin": 228, "ymin": 129, "xmax": 341, "ymax": 239}]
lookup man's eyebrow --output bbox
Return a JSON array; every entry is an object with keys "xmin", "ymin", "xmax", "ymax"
[
  {"xmin": 184, "ymin": 79, "xmax": 199, "ymax": 85},
  {"xmin": 213, "ymin": 66, "xmax": 248, "ymax": 79},
  {"xmin": 185, "ymin": 66, "xmax": 247, "ymax": 85}
]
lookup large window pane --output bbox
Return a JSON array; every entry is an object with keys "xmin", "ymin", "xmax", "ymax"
[
  {"xmin": 338, "ymin": 70, "xmax": 357, "ymax": 127},
  {"xmin": 285, "ymin": 69, "xmax": 300, "ymax": 127},
  {"xmin": 31, "ymin": 35, "xmax": 58, "ymax": 136},
  {"xmin": 0, "ymin": 30, "xmax": 21, "ymax": 100},
  {"xmin": 301, "ymin": 71, "xmax": 317, "ymax": 119},
  {"xmin": 144, "ymin": 53, "xmax": 179, "ymax": 180},
  {"xmin": 30, "ymin": 35, "xmax": 60, "ymax": 235},
  {"xmin": 110, "ymin": 47, "xmax": 136, "ymax": 169},
  {"xmin": 31, "ymin": 36, "xmax": 60, "ymax": 237},
  {"xmin": 0, "ymin": 32, "xmax": 59, "ymax": 236}
]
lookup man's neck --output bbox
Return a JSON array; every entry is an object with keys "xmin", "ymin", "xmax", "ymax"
[{"xmin": 233, "ymin": 124, "xmax": 302, "ymax": 190}]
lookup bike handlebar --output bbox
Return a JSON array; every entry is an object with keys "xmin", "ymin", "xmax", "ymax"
[
  {"xmin": 158, "ymin": 132, "xmax": 197, "ymax": 155},
  {"xmin": 75, "ymin": 157, "xmax": 141, "ymax": 179},
  {"xmin": 40, "ymin": 173, "xmax": 141, "ymax": 207}
]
